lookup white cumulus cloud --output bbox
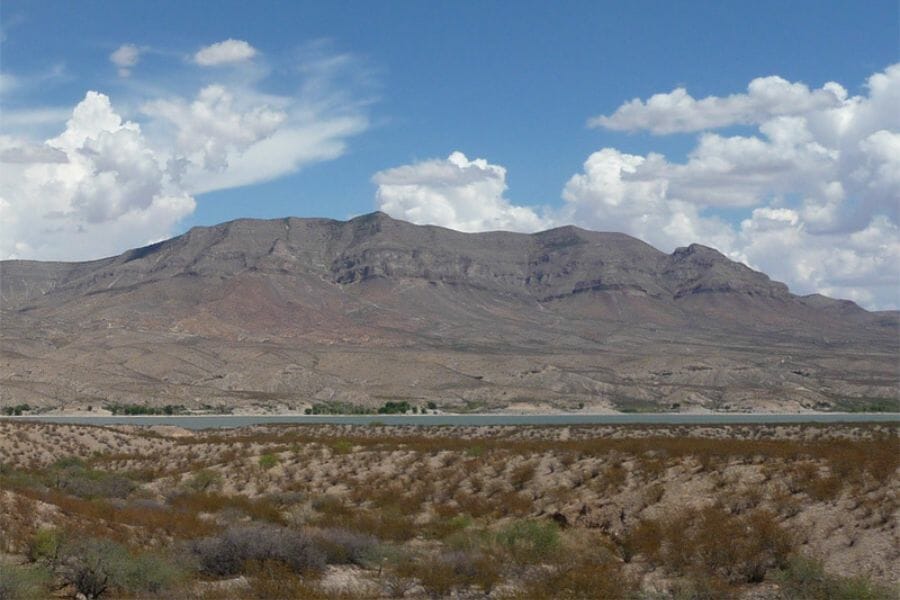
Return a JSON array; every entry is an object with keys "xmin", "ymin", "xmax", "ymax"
[
  {"xmin": 374, "ymin": 151, "xmax": 547, "ymax": 233},
  {"xmin": 110, "ymin": 44, "xmax": 140, "ymax": 77},
  {"xmin": 1, "ymin": 42, "xmax": 371, "ymax": 261},
  {"xmin": 0, "ymin": 92, "xmax": 194, "ymax": 260},
  {"xmin": 194, "ymin": 39, "xmax": 258, "ymax": 66},
  {"xmin": 591, "ymin": 76, "xmax": 848, "ymax": 134},
  {"xmin": 560, "ymin": 148, "xmax": 737, "ymax": 253}
]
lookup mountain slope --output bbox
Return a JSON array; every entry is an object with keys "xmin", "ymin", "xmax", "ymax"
[{"xmin": 1, "ymin": 212, "xmax": 897, "ymax": 413}]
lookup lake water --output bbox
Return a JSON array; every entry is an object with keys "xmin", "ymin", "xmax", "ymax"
[{"xmin": 5, "ymin": 413, "xmax": 899, "ymax": 429}]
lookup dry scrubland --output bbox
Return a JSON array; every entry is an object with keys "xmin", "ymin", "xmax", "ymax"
[{"xmin": 0, "ymin": 421, "xmax": 897, "ymax": 599}]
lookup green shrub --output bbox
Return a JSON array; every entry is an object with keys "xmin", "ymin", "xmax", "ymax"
[
  {"xmin": 330, "ymin": 440, "xmax": 354, "ymax": 455},
  {"xmin": 258, "ymin": 453, "xmax": 279, "ymax": 470},
  {"xmin": 56, "ymin": 537, "xmax": 128, "ymax": 599},
  {"xmin": 495, "ymin": 519, "xmax": 560, "ymax": 564},
  {"xmin": 103, "ymin": 403, "xmax": 185, "ymax": 415},
  {"xmin": 186, "ymin": 468, "xmax": 222, "ymax": 492},
  {"xmin": 776, "ymin": 556, "xmax": 896, "ymax": 600},
  {"xmin": 51, "ymin": 536, "xmax": 183, "ymax": 598},
  {"xmin": 306, "ymin": 401, "xmax": 372, "ymax": 415},
  {"xmin": 118, "ymin": 552, "xmax": 185, "ymax": 595},
  {"xmin": 27, "ymin": 527, "xmax": 61, "ymax": 563},
  {"xmin": 378, "ymin": 401, "xmax": 411, "ymax": 414},
  {"xmin": 426, "ymin": 514, "xmax": 472, "ymax": 539},
  {"xmin": 0, "ymin": 564, "xmax": 51, "ymax": 600},
  {"xmin": 465, "ymin": 444, "xmax": 485, "ymax": 457}
]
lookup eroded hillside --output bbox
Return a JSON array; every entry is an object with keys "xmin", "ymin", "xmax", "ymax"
[{"xmin": 1, "ymin": 213, "xmax": 897, "ymax": 413}]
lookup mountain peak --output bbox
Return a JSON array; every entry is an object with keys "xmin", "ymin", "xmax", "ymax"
[{"xmin": 1, "ymin": 212, "xmax": 895, "ymax": 414}]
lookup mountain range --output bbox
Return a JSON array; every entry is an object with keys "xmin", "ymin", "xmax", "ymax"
[{"xmin": 1, "ymin": 212, "xmax": 897, "ymax": 413}]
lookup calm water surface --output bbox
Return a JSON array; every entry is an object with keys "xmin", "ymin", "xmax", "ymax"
[{"xmin": 6, "ymin": 413, "xmax": 899, "ymax": 429}]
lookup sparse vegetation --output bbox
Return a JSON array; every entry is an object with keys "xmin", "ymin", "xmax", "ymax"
[
  {"xmin": 0, "ymin": 564, "xmax": 51, "ymax": 600},
  {"xmin": 775, "ymin": 556, "xmax": 896, "ymax": 600},
  {"xmin": 257, "ymin": 452, "xmax": 279, "ymax": 470},
  {"xmin": 0, "ymin": 420, "xmax": 896, "ymax": 598}
]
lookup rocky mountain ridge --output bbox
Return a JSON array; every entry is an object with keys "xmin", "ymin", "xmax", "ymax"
[{"xmin": 1, "ymin": 212, "xmax": 897, "ymax": 413}]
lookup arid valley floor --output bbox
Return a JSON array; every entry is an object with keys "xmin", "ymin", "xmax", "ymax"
[{"xmin": 1, "ymin": 420, "xmax": 897, "ymax": 599}]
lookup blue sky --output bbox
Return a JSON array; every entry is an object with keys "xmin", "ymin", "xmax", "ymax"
[{"xmin": 1, "ymin": 1, "xmax": 898, "ymax": 308}]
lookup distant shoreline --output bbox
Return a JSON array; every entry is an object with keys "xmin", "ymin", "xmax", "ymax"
[
  {"xmin": 4, "ymin": 410, "xmax": 899, "ymax": 418},
  {"xmin": 4, "ymin": 412, "xmax": 898, "ymax": 430}
]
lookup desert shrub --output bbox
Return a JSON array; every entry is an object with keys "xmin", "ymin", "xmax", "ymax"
[
  {"xmin": 345, "ymin": 507, "xmax": 417, "ymax": 542},
  {"xmin": 190, "ymin": 524, "xmax": 325, "ymax": 576},
  {"xmin": 0, "ymin": 493, "xmax": 37, "ymax": 553},
  {"xmin": 425, "ymin": 513, "xmax": 472, "ymax": 539},
  {"xmin": 55, "ymin": 537, "xmax": 127, "ymax": 599},
  {"xmin": 637, "ymin": 456, "xmax": 668, "ymax": 479},
  {"xmin": 186, "ymin": 469, "xmax": 222, "ymax": 492},
  {"xmin": 27, "ymin": 527, "xmax": 61, "ymax": 563},
  {"xmin": 465, "ymin": 444, "xmax": 485, "ymax": 457},
  {"xmin": 64, "ymin": 473, "xmax": 135, "ymax": 499},
  {"xmin": 400, "ymin": 550, "xmax": 501, "ymax": 598},
  {"xmin": 491, "ymin": 490, "xmax": 534, "ymax": 518},
  {"xmin": 831, "ymin": 577, "xmax": 897, "ymax": 600},
  {"xmin": 670, "ymin": 574, "xmax": 733, "ymax": 600},
  {"xmin": 312, "ymin": 527, "xmax": 378, "ymax": 565},
  {"xmin": 311, "ymin": 494, "xmax": 352, "ymax": 519},
  {"xmin": 52, "ymin": 456, "xmax": 87, "ymax": 469},
  {"xmin": 170, "ymin": 491, "xmax": 284, "ymax": 524},
  {"xmin": 118, "ymin": 551, "xmax": 185, "ymax": 595},
  {"xmin": 775, "ymin": 556, "xmax": 896, "ymax": 600},
  {"xmin": 652, "ymin": 507, "xmax": 792, "ymax": 584},
  {"xmin": 243, "ymin": 560, "xmax": 330, "ymax": 599},
  {"xmin": 807, "ymin": 474, "xmax": 843, "ymax": 502},
  {"xmin": 509, "ymin": 558, "xmax": 635, "ymax": 600},
  {"xmin": 643, "ymin": 482, "xmax": 666, "ymax": 505},
  {"xmin": 601, "ymin": 462, "xmax": 627, "ymax": 491},
  {"xmin": 509, "ymin": 462, "xmax": 536, "ymax": 490},
  {"xmin": 330, "ymin": 439, "xmax": 354, "ymax": 455},
  {"xmin": 0, "ymin": 564, "xmax": 51, "ymax": 600},
  {"xmin": 455, "ymin": 492, "xmax": 493, "ymax": 518},
  {"xmin": 495, "ymin": 519, "xmax": 560, "ymax": 564},
  {"xmin": 616, "ymin": 519, "xmax": 661, "ymax": 563},
  {"xmin": 51, "ymin": 461, "xmax": 135, "ymax": 499},
  {"xmin": 258, "ymin": 453, "xmax": 279, "ymax": 470},
  {"xmin": 313, "ymin": 493, "xmax": 416, "ymax": 541}
]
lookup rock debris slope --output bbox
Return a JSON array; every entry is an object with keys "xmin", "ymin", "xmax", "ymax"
[{"xmin": 1, "ymin": 212, "xmax": 897, "ymax": 412}]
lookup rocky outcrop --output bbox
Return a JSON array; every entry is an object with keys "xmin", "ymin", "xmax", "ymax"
[{"xmin": 1, "ymin": 212, "xmax": 897, "ymax": 412}]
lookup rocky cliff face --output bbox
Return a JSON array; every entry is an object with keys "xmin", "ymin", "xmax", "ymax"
[{"xmin": 1, "ymin": 212, "xmax": 897, "ymax": 413}]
